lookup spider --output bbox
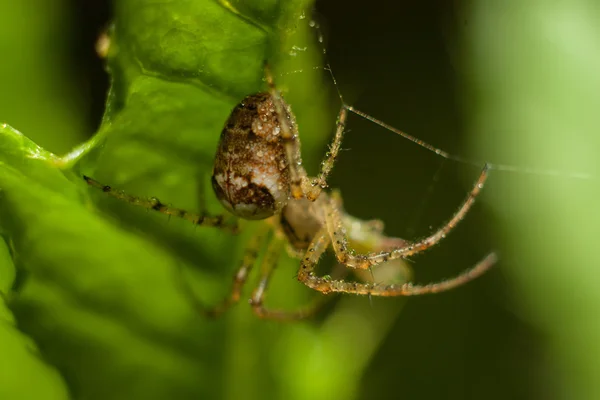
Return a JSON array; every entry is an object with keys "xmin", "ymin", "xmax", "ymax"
[{"xmin": 83, "ymin": 63, "xmax": 497, "ymax": 320}]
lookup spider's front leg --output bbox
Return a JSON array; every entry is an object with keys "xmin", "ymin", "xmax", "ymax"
[
  {"xmin": 325, "ymin": 164, "xmax": 491, "ymax": 270},
  {"xmin": 296, "ymin": 226, "xmax": 496, "ymax": 297},
  {"xmin": 263, "ymin": 64, "xmax": 308, "ymax": 200},
  {"xmin": 341, "ymin": 213, "xmax": 413, "ymax": 286},
  {"xmin": 304, "ymin": 105, "xmax": 349, "ymax": 201},
  {"xmin": 295, "ymin": 165, "xmax": 496, "ymax": 297},
  {"xmin": 299, "ymin": 248, "xmax": 496, "ymax": 296},
  {"xmin": 263, "ymin": 63, "xmax": 347, "ymax": 202},
  {"xmin": 83, "ymin": 175, "xmax": 238, "ymax": 232}
]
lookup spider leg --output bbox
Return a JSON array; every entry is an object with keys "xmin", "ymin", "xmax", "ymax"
[
  {"xmin": 83, "ymin": 175, "xmax": 238, "ymax": 232},
  {"xmin": 305, "ymin": 105, "xmax": 349, "ymax": 201},
  {"xmin": 175, "ymin": 228, "xmax": 266, "ymax": 317},
  {"xmin": 263, "ymin": 63, "xmax": 310, "ymax": 199},
  {"xmin": 301, "ymin": 250, "xmax": 497, "ymax": 296},
  {"xmin": 326, "ymin": 164, "xmax": 490, "ymax": 269},
  {"xmin": 250, "ymin": 235, "xmax": 329, "ymax": 321},
  {"xmin": 296, "ymin": 228, "xmax": 333, "ymax": 292}
]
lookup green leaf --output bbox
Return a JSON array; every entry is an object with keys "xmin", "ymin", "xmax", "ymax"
[
  {"xmin": 0, "ymin": 123, "xmax": 227, "ymax": 399},
  {"xmin": 0, "ymin": 0, "xmax": 348, "ymax": 399},
  {"xmin": 0, "ymin": 126, "xmax": 71, "ymax": 399}
]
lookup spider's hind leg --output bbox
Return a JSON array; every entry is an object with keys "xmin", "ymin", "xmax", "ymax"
[{"xmin": 83, "ymin": 175, "xmax": 238, "ymax": 232}]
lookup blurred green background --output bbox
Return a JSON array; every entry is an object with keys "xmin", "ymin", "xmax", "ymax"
[{"xmin": 0, "ymin": 0, "xmax": 598, "ymax": 399}]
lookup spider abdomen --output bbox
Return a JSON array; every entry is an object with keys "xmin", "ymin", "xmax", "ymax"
[{"xmin": 212, "ymin": 93, "xmax": 294, "ymax": 220}]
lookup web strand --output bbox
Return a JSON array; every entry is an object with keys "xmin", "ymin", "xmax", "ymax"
[{"xmin": 307, "ymin": 19, "xmax": 594, "ymax": 182}]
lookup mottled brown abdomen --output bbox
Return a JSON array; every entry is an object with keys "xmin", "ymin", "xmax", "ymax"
[{"xmin": 211, "ymin": 93, "xmax": 295, "ymax": 220}]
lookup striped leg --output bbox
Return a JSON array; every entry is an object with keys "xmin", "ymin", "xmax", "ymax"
[
  {"xmin": 83, "ymin": 175, "xmax": 238, "ymax": 232},
  {"xmin": 325, "ymin": 165, "xmax": 490, "ymax": 270},
  {"xmin": 297, "ymin": 228, "xmax": 496, "ymax": 296}
]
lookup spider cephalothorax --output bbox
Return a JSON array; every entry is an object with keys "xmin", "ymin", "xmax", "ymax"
[{"xmin": 84, "ymin": 64, "xmax": 496, "ymax": 320}]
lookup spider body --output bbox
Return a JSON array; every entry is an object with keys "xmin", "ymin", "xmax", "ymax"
[
  {"xmin": 84, "ymin": 64, "xmax": 497, "ymax": 320},
  {"xmin": 212, "ymin": 91, "xmax": 327, "ymax": 255},
  {"xmin": 280, "ymin": 197, "xmax": 325, "ymax": 252}
]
